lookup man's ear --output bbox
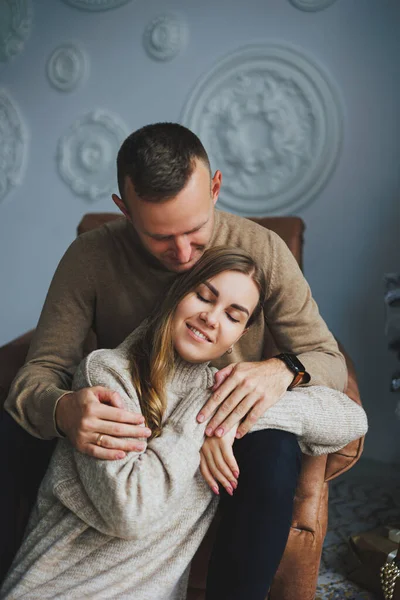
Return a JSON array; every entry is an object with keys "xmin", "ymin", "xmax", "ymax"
[
  {"xmin": 211, "ymin": 170, "xmax": 222, "ymax": 206},
  {"xmin": 112, "ymin": 194, "xmax": 131, "ymax": 221}
]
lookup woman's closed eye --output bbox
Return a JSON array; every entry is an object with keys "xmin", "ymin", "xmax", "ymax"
[
  {"xmin": 196, "ymin": 292, "xmax": 241, "ymax": 323},
  {"xmin": 226, "ymin": 313, "xmax": 239, "ymax": 323},
  {"xmin": 196, "ymin": 292, "xmax": 211, "ymax": 303}
]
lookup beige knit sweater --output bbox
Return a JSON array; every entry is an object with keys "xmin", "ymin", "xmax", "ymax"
[
  {"xmin": 4, "ymin": 210, "xmax": 347, "ymax": 440},
  {"xmin": 1, "ymin": 330, "xmax": 367, "ymax": 600}
]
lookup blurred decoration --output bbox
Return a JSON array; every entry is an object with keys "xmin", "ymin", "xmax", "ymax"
[
  {"xmin": 143, "ymin": 14, "xmax": 188, "ymax": 62},
  {"xmin": 61, "ymin": 0, "xmax": 133, "ymax": 11},
  {"xmin": 0, "ymin": 0, "xmax": 33, "ymax": 63},
  {"xmin": 182, "ymin": 43, "xmax": 343, "ymax": 216},
  {"xmin": 0, "ymin": 89, "xmax": 28, "ymax": 204},
  {"xmin": 384, "ymin": 273, "xmax": 400, "ymax": 396},
  {"xmin": 46, "ymin": 43, "xmax": 88, "ymax": 92},
  {"xmin": 289, "ymin": 0, "xmax": 337, "ymax": 11},
  {"xmin": 56, "ymin": 109, "xmax": 129, "ymax": 201}
]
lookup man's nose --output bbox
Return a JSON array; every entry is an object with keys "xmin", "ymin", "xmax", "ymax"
[{"xmin": 174, "ymin": 236, "xmax": 191, "ymax": 263}]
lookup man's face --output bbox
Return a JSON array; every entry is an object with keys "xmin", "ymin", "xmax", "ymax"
[{"xmin": 113, "ymin": 160, "xmax": 221, "ymax": 273}]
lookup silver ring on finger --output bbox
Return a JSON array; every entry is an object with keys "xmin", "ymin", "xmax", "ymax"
[{"xmin": 96, "ymin": 433, "xmax": 105, "ymax": 447}]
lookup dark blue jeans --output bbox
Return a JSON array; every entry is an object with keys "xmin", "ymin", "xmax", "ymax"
[
  {"xmin": 205, "ymin": 429, "xmax": 302, "ymax": 600},
  {"xmin": 0, "ymin": 410, "xmax": 56, "ymax": 581}
]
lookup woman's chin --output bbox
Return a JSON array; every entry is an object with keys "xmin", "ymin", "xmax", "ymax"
[
  {"xmin": 177, "ymin": 351, "xmax": 208, "ymax": 363},
  {"xmin": 174, "ymin": 343, "xmax": 212, "ymax": 364}
]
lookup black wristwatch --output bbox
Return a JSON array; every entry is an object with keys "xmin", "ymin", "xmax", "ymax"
[{"xmin": 274, "ymin": 353, "xmax": 310, "ymax": 390}]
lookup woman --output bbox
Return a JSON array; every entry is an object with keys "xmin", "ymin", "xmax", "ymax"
[{"xmin": 0, "ymin": 247, "xmax": 367, "ymax": 600}]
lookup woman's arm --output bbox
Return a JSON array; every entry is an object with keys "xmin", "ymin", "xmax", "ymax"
[
  {"xmin": 198, "ymin": 385, "xmax": 367, "ymax": 493},
  {"xmin": 249, "ymin": 385, "xmax": 368, "ymax": 455},
  {"xmin": 53, "ymin": 351, "xmax": 213, "ymax": 540}
]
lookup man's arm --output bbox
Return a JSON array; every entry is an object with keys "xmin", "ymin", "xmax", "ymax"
[
  {"xmin": 264, "ymin": 231, "xmax": 347, "ymax": 390},
  {"xmin": 4, "ymin": 236, "xmax": 96, "ymax": 439},
  {"xmin": 4, "ymin": 235, "xmax": 148, "ymax": 457}
]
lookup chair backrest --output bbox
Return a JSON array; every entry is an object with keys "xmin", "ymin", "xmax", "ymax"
[{"xmin": 77, "ymin": 213, "xmax": 305, "ymax": 269}]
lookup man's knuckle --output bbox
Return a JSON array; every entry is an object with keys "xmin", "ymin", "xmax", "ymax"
[
  {"xmin": 84, "ymin": 404, "xmax": 96, "ymax": 418},
  {"xmin": 112, "ymin": 424, "xmax": 123, "ymax": 436},
  {"xmin": 81, "ymin": 417, "xmax": 93, "ymax": 431},
  {"xmin": 248, "ymin": 412, "xmax": 258, "ymax": 423}
]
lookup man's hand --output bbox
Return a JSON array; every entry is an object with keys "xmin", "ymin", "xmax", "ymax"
[
  {"xmin": 197, "ymin": 359, "xmax": 294, "ymax": 439},
  {"xmin": 200, "ymin": 424, "xmax": 239, "ymax": 496},
  {"xmin": 55, "ymin": 387, "xmax": 151, "ymax": 460}
]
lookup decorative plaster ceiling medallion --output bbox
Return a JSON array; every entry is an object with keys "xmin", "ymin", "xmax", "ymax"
[
  {"xmin": 143, "ymin": 14, "xmax": 188, "ymax": 62},
  {"xmin": 181, "ymin": 44, "xmax": 343, "ymax": 216},
  {"xmin": 57, "ymin": 110, "xmax": 129, "ymax": 200},
  {"xmin": 0, "ymin": 0, "xmax": 33, "ymax": 63},
  {"xmin": 47, "ymin": 44, "xmax": 87, "ymax": 92},
  {"xmin": 0, "ymin": 89, "xmax": 28, "ymax": 203},
  {"xmin": 62, "ymin": 0, "xmax": 132, "ymax": 11},
  {"xmin": 289, "ymin": 0, "xmax": 337, "ymax": 11}
]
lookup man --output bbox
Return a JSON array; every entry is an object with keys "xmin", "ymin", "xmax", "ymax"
[{"xmin": 3, "ymin": 123, "xmax": 346, "ymax": 598}]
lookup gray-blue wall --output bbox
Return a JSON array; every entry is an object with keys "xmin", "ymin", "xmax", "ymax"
[{"xmin": 1, "ymin": 0, "xmax": 399, "ymax": 462}]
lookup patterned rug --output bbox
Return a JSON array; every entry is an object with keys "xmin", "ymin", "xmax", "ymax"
[{"xmin": 316, "ymin": 462, "xmax": 400, "ymax": 599}]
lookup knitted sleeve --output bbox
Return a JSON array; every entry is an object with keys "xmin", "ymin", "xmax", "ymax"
[
  {"xmin": 53, "ymin": 352, "xmax": 213, "ymax": 541},
  {"xmin": 249, "ymin": 386, "xmax": 368, "ymax": 455}
]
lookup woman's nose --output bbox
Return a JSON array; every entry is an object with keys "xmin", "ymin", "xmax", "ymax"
[{"xmin": 200, "ymin": 311, "xmax": 218, "ymax": 327}]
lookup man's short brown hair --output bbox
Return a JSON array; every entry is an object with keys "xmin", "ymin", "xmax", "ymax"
[{"xmin": 117, "ymin": 122, "xmax": 211, "ymax": 202}]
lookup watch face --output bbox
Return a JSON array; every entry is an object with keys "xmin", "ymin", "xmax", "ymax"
[
  {"xmin": 286, "ymin": 354, "xmax": 306, "ymax": 374},
  {"xmin": 276, "ymin": 353, "xmax": 310, "ymax": 388},
  {"xmin": 279, "ymin": 353, "xmax": 305, "ymax": 374}
]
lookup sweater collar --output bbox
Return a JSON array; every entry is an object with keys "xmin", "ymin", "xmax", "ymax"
[{"xmin": 169, "ymin": 353, "xmax": 214, "ymax": 392}]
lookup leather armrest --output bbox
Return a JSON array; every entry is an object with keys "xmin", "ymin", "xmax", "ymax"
[
  {"xmin": 291, "ymin": 341, "xmax": 365, "ymax": 531},
  {"xmin": 324, "ymin": 341, "xmax": 364, "ymax": 482},
  {"xmin": 0, "ymin": 330, "xmax": 34, "ymax": 410}
]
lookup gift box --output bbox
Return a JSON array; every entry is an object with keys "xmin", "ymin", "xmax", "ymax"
[{"xmin": 345, "ymin": 526, "xmax": 400, "ymax": 599}]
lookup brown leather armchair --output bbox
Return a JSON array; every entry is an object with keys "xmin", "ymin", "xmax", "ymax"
[{"xmin": 0, "ymin": 214, "xmax": 364, "ymax": 600}]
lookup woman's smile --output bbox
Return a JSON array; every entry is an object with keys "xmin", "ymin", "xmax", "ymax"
[{"xmin": 186, "ymin": 323, "xmax": 213, "ymax": 343}]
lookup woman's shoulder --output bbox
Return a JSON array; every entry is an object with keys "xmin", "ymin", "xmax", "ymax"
[{"xmin": 74, "ymin": 345, "xmax": 133, "ymax": 394}]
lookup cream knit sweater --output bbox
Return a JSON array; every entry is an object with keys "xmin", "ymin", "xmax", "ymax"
[{"xmin": 1, "ymin": 331, "xmax": 367, "ymax": 600}]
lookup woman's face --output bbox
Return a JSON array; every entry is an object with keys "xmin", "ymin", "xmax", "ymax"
[{"xmin": 171, "ymin": 270, "xmax": 260, "ymax": 363}]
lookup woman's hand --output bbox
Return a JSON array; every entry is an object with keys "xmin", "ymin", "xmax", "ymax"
[{"xmin": 200, "ymin": 424, "xmax": 239, "ymax": 496}]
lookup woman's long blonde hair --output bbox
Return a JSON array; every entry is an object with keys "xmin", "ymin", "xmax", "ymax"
[{"xmin": 130, "ymin": 247, "xmax": 267, "ymax": 439}]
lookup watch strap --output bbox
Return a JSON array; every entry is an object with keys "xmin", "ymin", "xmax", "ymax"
[{"xmin": 274, "ymin": 353, "xmax": 310, "ymax": 390}]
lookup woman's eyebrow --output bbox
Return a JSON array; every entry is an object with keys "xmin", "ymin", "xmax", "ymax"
[{"xmin": 203, "ymin": 282, "xmax": 249, "ymax": 316}]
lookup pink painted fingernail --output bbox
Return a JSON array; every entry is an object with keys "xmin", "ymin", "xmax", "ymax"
[
  {"xmin": 231, "ymin": 481, "xmax": 237, "ymax": 490},
  {"xmin": 197, "ymin": 414, "xmax": 205, "ymax": 423},
  {"xmin": 226, "ymin": 486, "xmax": 233, "ymax": 496},
  {"xmin": 216, "ymin": 427, "xmax": 224, "ymax": 437},
  {"xmin": 206, "ymin": 427, "xmax": 213, "ymax": 436},
  {"xmin": 212, "ymin": 486, "xmax": 219, "ymax": 495},
  {"xmin": 235, "ymin": 431, "xmax": 242, "ymax": 439},
  {"xmin": 233, "ymin": 471, "xmax": 239, "ymax": 479}
]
